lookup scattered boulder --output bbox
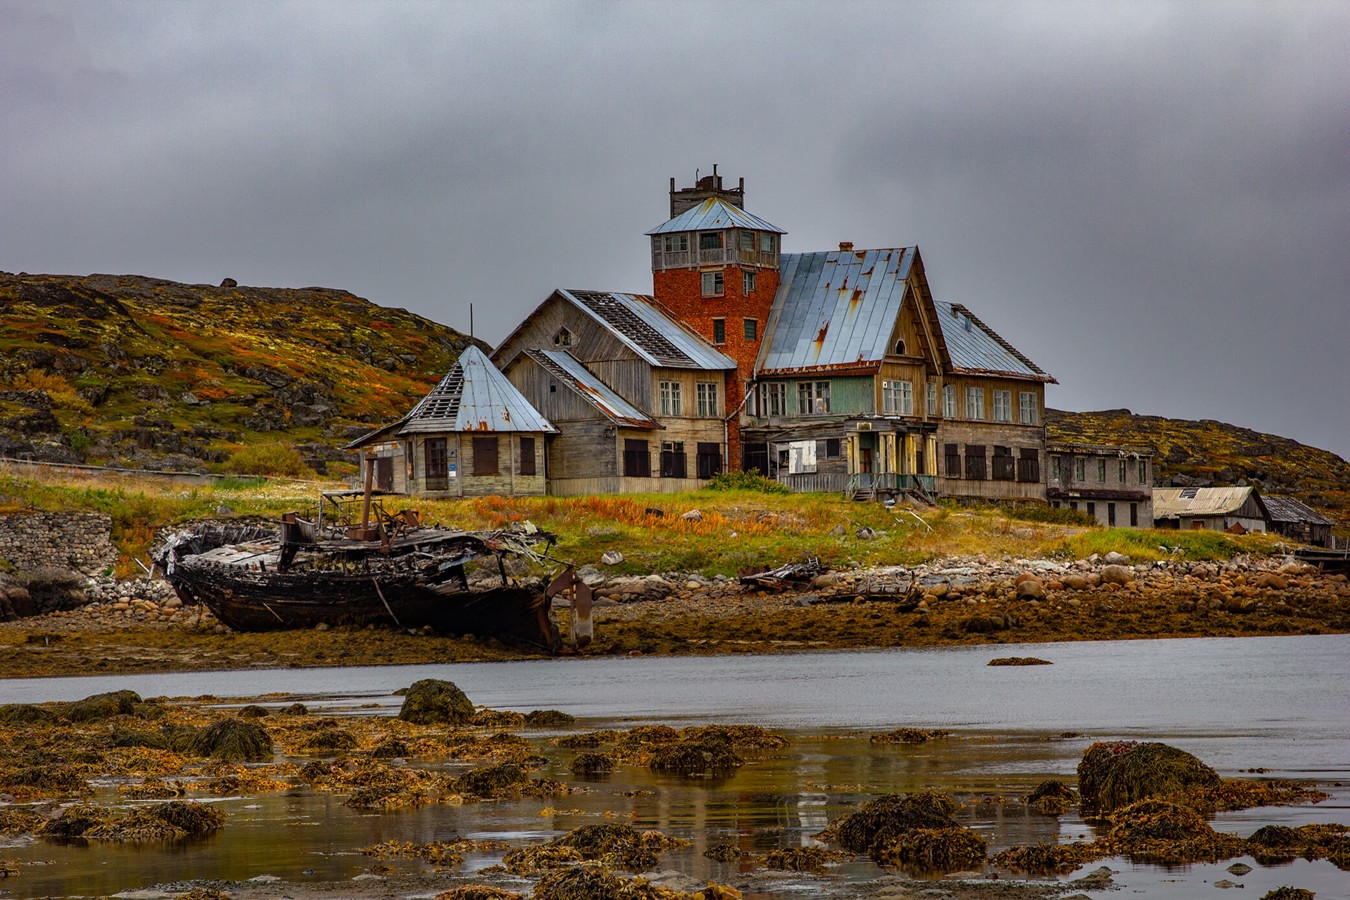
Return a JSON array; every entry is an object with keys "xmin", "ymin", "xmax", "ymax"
[
  {"xmin": 1015, "ymin": 578, "xmax": 1046, "ymax": 600},
  {"xmin": 680, "ymin": 509, "xmax": 703, "ymax": 522},
  {"xmin": 600, "ymin": 550, "xmax": 624, "ymax": 566},
  {"xmin": 988, "ymin": 656, "xmax": 1052, "ymax": 666},
  {"xmin": 397, "ymin": 679, "xmax": 474, "ymax": 725},
  {"xmin": 1252, "ymin": 572, "xmax": 1288, "ymax": 590},
  {"xmin": 1103, "ymin": 552, "xmax": 1131, "ymax": 566},
  {"xmin": 1099, "ymin": 565, "xmax": 1134, "ymax": 586}
]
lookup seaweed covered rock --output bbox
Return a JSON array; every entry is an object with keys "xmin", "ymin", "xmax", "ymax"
[
  {"xmin": 870, "ymin": 727, "xmax": 952, "ymax": 745},
  {"xmin": 471, "ymin": 709, "xmax": 527, "ymax": 729},
  {"xmin": 525, "ymin": 709, "xmax": 576, "ymax": 727},
  {"xmin": 504, "ymin": 823, "xmax": 688, "ymax": 876},
  {"xmin": 531, "ymin": 866, "xmax": 676, "ymax": 900},
  {"xmin": 649, "ymin": 735, "xmax": 742, "ymax": 777},
  {"xmin": 39, "ymin": 803, "xmax": 114, "ymax": 839},
  {"xmin": 61, "ymin": 690, "xmax": 142, "ymax": 723},
  {"xmin": 152, "ymin": 800, "xmax": 225, "ymax": 836},
  {"xmin": 1078, "ymin": 741, "xmax": 1221, "ymax": 814},
  {"xmin": 300, "ymin": 728, "xmax": 358, "ymax": 753},
  {"xmin": 369, "ymin": 738, "xmax": 411, "ymax": 759},
  {"xmin": 1248, "ymin": 823, "xmax": 1350, "ymax": 866},
  {"xmin": 433, "ymin": 887, "xmax": 525, "ymax": 900},
  {"xmin": 1106, "ymin": 799, "xmax": 1246, "ymax": 863},
  {"xmin": 827, "ymin": 792, "xmax": 959, "ymax": 854},
  {"xmin": 759, "ymin": 846, "xmax": 846, "ymax": 872},
  {"xmin": 1, "ymin": 763, "xmax": 92, "ymax": 798},
  {"xmin": 189, "ymin": 718, "xmax": 273, "ymax": 762},
  {"xmin": 1027, "ymin": 779, "xmax": 1076, "ymax": 815},
  {"xmin": 703, "ymin": 840, "xmax": 743, "ymax": 862},
  {"xmin": 0, "ymin": 703, "xmax": 57, "ymax": 725},
  {"xmin": 236, "ymin": 704, "xmax": 270, "ymax": 718},
  {"xmin": 571, "ymin": 751, "xmax": 615, "ymax": 776},
  {"xmin": 991, "ymin": 840, "xmax": 1108, "ymax": 874},
  {"xmin": 874, "ymin": 826, "xmax": 989, "ymax": 871},
  {"xmin": 1260, "ymin": 889, "xmax": 1315, "ymax": 900},
  {"xmin": 397, "ymin": 679, "xmax": 474, "ymax": 725},
  {"xmin": 452, "ymin": 762, "xmax": 531, "ymax": 799},
  {"xmin": 83, "ymin": 801, "xmax": 223, "ymax": 842}
]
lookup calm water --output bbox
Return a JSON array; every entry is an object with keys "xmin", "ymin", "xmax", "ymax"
[{"xmin": 2, "ymin": 634, "xmax": 1347, "ymax": 898}]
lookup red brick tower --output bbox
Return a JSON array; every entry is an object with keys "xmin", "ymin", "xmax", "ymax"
[{"xmin": 647, "ymin": 168, "xmax": 786, "ymax": 470}]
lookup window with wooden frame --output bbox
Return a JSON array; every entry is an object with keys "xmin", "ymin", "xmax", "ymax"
[
  {"xmin": 699, "ymin": 231, "xmax": 723, "ymax": 251},
  {"xmin": 944, "ymin": 442, "xmax": 961, "ymax": 477},
  {"xmin": 696, "ymin": 382, "xmax": 719, "ymax": 417},
  {"xmin": 660, "ymin": 441, "xmax": 687, "ymax": 478},
  {"xmin": 993, "ymin": 389, "xmax": 1012, "ymax": 422},
  {"xmin": 992, "ymin": 445, "xmax": 1015, "ymax": 481},
  {"xmin": 1019, "ymin": 391, "xmax": 1038, "ymax": 424},
  {"xmin": 743, "ymin": 317, "xmax": 757, "ymax": 340},
  {"xmin": 882, "ymin": 380, "xmax": 914, "ymax": 415},
  {"xmin": 701, "ymin": 271, "xmax": 724, "ymax": 297},
  {"xmin": 1139, "ymin": 459, "xmax": 1149, "ymax": 484},
  {"xmin": 1074, "ymin": 457, "xmax": 1086, "ymax": 481},
  {"xmin": 761, "ymin": 382, "xmax": 786, "ymax": 416},
  {"xmin": 664, "ymin": 234, "xmax": 688, "ymax": 253},
  {"xmin": 942, "ymin": 384, "xmax": 957, "ymax": 418},
  {"xmin": 518, "ymin": 436, "xmax": 536, "ymax": 476},
  {"xmin": 1119, "ymin": 459, "xmax": 1127, "ymax": 484},
  {"xmin": 472, "ymin": 436, "xmax": 499, "ymax": 476},
  {"xmin": 964, "ymin": 444, "xmax": 987, "ymax": 480},
  {"xmin": 797, "ymin": 381, "xmax": 831, "ymax": 415},
  {"xmin": 966, "ymin": 386, "xmax": 985, "ymax": 420},
  {"xmin": 696, "ymin": 441, "xmax": 722, "ymax": 479},
  {"xmin": 742, "ymin": 269, "xmax": 756, "ymax": 295},
  {"xmin": 824, "ymin": 438, "xmax": 841, "ymax": 458},
  {"xmin": 659, "ymin": 380, "xmax": 682, "ymax": 416},
  {"xmin": 425, "ymin": 437, "xmax": 448, "ymax": 490},
  {"xmin": 926, "ymin": 381, "xmax": 938, "ymax": 416},
  {"xmin": 1017, "ymin": 447, "xmax": 1040, "ymax": 482},
  {"xmin": 623, "ymin": 439, "xmax": 651, "ymax": 478},
  {"xmin": 759, "ymin": 233, "xmax": 775, "ymax": 253},
  {"xmin": 1097, "ymin": 458, "xmax": 1107, "ymax": 482},
  {"xmin": 712, "ymin": 318, "xmax": 726, "ymax": 344},
  {"xmin": 739, "ymin": 230, "xmax": 754, "ymax": 251}
]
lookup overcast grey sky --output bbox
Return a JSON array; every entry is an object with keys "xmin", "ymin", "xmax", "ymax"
[{"xmin": 3, "ymin": 1, "xmax": 1347, "ymax": 457}]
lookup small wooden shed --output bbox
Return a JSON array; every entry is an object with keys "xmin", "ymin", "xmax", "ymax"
[{"xmin": 345, "ymin": 346, "xmax": 556, "ymax": 498}]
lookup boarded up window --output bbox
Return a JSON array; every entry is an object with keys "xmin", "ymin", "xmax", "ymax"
[
  {"xmin": 696, "ymin": 442, "xmax": 722, "ymax": 479},
  {"xmin": 472, "ymin": 436, "xmax": 499, "ymax": 476},
  {"xmin": 425, "ymin": 438, "xmax": 448, "ymax": 491},
  {"xmin": 964, "ymin": 444, "xmax": 987, "ymax": 480},
  {"xmin": 660, "ymin": 441, "xmax": 687, "ymax": 478},
  {"xmin": 623, "ymin": 439, "xmax": 651, "ymax": 478},
  {"xmin": 518, "ymin": 436, "xmax": 536, "ymax": 476},
  {"xmin": 1017, "ymin": 447, "xmax": 1041, "ymax": 483},
  {"xmin": 992, "ymin": 445, "xmax": 1015, "ymax": 481}
]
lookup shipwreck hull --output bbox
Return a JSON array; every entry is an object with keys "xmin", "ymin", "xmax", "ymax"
[{"xmin": 172, "ymin": 565, "xmax": 550, "ymax": 639}]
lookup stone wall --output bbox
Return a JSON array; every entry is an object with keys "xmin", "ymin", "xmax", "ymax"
[{"xmin": 0, "ymin": 511, "xmax": 119, "ymax": 575}]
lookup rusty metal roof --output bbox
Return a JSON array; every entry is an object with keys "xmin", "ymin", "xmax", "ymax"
[
  {"xmin": 560, "ymin": 289, "xmax": 735, "ymax": 370},
  {"xmin": 1153, "ymin": 486, "xmax": 1257, "ymax": 520},
  {"xmin": 935, "ymin": 301, "xmax": 1055, "ymax": 383},
  {"xmin": 646, "ymin": 197, "xmax": 786, "ymax": 235},
  {"xmin": 398, "ymin": 346, "xmax": 556, "ymax": 435},
  {"xmin": 525, "ymin": 349, "xmax": 659, "ymax": 430},
  {"xmin": 758, "ymin": 248, "xmax": 914, "ymax": 374},
  {"xmin": 1261, "ymin": 494, "xmax": 1334, "ymax": 526}
]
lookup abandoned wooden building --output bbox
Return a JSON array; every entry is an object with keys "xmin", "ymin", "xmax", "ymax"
[
  {"xmin": 1261, "ymin": 494, "xmax": 1335, "ymax": 547},
  {"xmin": 1046, "ymin": 442, "xmax": 1155, "ymax": 528},
  {"xmin": 345, "ymin": 346, "xmax": 556, "ymax": 497},
  {"xmin": 1152, "ymin": 485, "xmax": 1268, "ymax": 533}
]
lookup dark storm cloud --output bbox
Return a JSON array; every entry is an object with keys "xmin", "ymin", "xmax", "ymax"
[{"xmin": 2, "ymin": 1, "xmax": 1347, "ymax": 456}]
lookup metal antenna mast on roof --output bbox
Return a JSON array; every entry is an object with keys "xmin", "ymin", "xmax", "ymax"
[{"xmin": 469, "ymin": 303, "xmax": 474, "ymax": 339}]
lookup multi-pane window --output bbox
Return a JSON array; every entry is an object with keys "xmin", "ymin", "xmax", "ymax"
[
  {"xmin": 1074, "ymin": 457, "xmax": 1086, "ymax": 481},
  {"xmin": 965, "ymin": 386, "xmax": 985, "ymax": 420},
  {"xmin": 761, "ymin": 382, "xmax": 786, "ymax": 416},
  {"xmin": 797, "ymin": 381, "xmax": 831, "ymax": 415},
  {"xmin": 699, "ymin": 231, "xmax": 723, "ymax": 250},
  {"xmin": 663, "ymin": 234, "xmax": 688, "ymax": 253},
  {"xmin": 1097, "ymin": 458, "xmax": 1107, "ymax": 482},
  {"xmin": 659, "ymin": 380, "xmax": 682, "ymax": 416},
  {"xmin": 743, "ymin": 318, "xmax": 757, "ymax": 341},
  {"xmin": 993, "ymin": 390, "xmax": 1012, "ymax": 422},
  {"xmin": 701, "ymin": 271, "xmax": 724, "ymax": 297},
  {"xmin": 926, "ymin": 381, "xmax": 937, "ymax": 416},
  {"xmin": 882, "ymin": 380, "xmax": 913, "ymax": 415},
  {"xmin": 696, "ymin": 382, "xmax": 719, "ymax": 417},
  {"xmin": 743, "ymin": 269, "xmax": 756, "ymax": 294},
  {"xmin": 1119, "ymin": 459, "xmax": 1127, "ymax": 484},
  {"xmin": 1052, "ymin": 456, "xmax": 1062, "ymax": 479},
  {"xmin": 942, "ymin": 384, "xmax": 957, "ymax": 418},
  {"xmin": 739, "ymin": 230, "xmax": 753, "ymax": 251},
  {"xmin": 1019, "ymin": 391, "xmax": 1038, "ymax": 424},
  {"xmin": 425, "ymin": 437, "xmax": 448, "ymax": 490},
  {"xmin": 712, "ymin": 318, "xmax": 725, "ymax": 344},
  {"xmin": 759, "ymin": 233, "xmax": 775, "ymax": 252},
  {"xmin": 1139, "ymin": 460, "xmax": 1149, "ymax": 484}
]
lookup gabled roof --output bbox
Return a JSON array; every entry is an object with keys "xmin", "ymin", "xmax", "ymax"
[
  {"xmin": 1262, "ymin": 494, "xmax": 1334, "ymax": 526},
  {"xmin": 934, "ymin": 301, "xmax": 1055, "ymax": 383},
  {"xmin": 558, "ymin": 289, "xmax": 735, "ymax": 371},
  {"xmin": 523, "ymin": 349, "xmax": 659, "ymax": 430},
  {"xmin": 345, "ymin": 346, "xmax": 554, "ymax": 449},
  {"xmin": 757, "ymin": 247, "xmax": 918, "ymax": 375},
  {"xmin": 1153, "ymin": 486, "xmax": 1260, "ymax": 520},
  {"xmin": 646, "ymin": 197, "xmax": 786, "ymax": 236}
]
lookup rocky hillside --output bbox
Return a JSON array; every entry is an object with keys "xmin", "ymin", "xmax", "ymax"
[
  {"xmin": 1048, "ymin": 408, "xmax": 1350, "ymax": 526},
  {"xmin": 0, "ymin": 272, "xmax": 483, "ymax": 475}
]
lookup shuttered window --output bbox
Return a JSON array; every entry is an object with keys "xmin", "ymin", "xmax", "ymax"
[
  {"xmin": 964, "ymin": 444, "xmax": 987, "ymax": 480},
  {"xmin": 623, "ymin": 439, "xmax": 651, "ymax": 478},
  {"xmin": 472, "ymin": 436, "xmax": 499, "ymax": 476},
  {"xmin": 518, "ymin": 436, "xmax": 536, "ymax": 476}
]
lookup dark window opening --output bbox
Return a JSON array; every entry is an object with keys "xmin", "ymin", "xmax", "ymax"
[
  {"xmin": 660, "ymin": 441, "xmax": 687, "ymax": 478},
  {"xmin": 425, "ymin": 437, "xmax": 448, "ymax": 491},
  {"xmin": 1108, "ymin": 502, "xmax": 1117, "ymax": 526},
  {"xmin": 518, "ymin": 436, "xmax": 536, "ymax": 476},
  {"xmin": 992, "ymin": 445, "xmax": 1015, "ymax": 481},
  {"xmin": 964, "ymin": 444, "xmax": 987, "ymax": 480},
  {"xmin": 472, "ymin": 436, "xmax": 499, "ymax": 476},
  {"xmin": 1087, "ymin": 502, "xmax": 1097, "ymax": 518},
  {"xmin": 1130, "ymin": 502, "xmax": 1139, "ymax": 527},
  {"xmin": 1017, "ymin": 447, "xmax": 1041, "ymax": 482},
  {"xmin": 696, "ymin": 442, "xmax": 722, "ymax": 479},
  {"xmin": 623, "ymin": 439, "xmax": 651, "ymax": 478},
  {"xmin": 824, "ymin": 438, "xmax": 841, "ymax": 458},
  {"xmin": 893, "ymin": 339, "xmax": 906, "ymax": 355},
  {"xmin": 944, "ymin": 442, "xmax": 961, "ymax": 478},
  {"xmin": 712, "ymin": 318, "xmax": 726, "ymax": 344}
]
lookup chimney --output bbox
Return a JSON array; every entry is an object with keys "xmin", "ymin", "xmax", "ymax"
[{"xmin": 839, "ymin": 241, "xmax": 854, "ymax": 252}]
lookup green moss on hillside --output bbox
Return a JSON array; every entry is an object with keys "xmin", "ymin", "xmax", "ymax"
[{"xmin": 0, "ymin": 272, "xmax": 483, "ymax": 474}]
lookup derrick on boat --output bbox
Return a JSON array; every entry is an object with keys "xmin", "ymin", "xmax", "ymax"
[{"xmin": 153, "ymin": 490, "xmax": 585, "ymax": 650}]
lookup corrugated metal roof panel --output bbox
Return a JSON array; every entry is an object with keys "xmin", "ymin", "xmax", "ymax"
[
  {"xmin": 934, "ymin": 301, "xmax": 1051, "ymax": 381},
  {"xmin": 646, "ymin": 197, "xmax": 787, "ymax": 235},
  {"xmin": 562, "ymin": 289, "xmax": 736, "ymax": 371},
  {"xmin": 398, "ymin": 346, "xmax": 556, "ymax": 434},
  {"xmin": 1153, "ymin": 486, "xmax": 1255, "ymax": 519},
  {"xmin": 527, "ymin": 349, "xmax": 659, "ymax": 429},
  {"xmin": 759, "ymin": 248, "xmax": 914, "ymax": 373}
]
